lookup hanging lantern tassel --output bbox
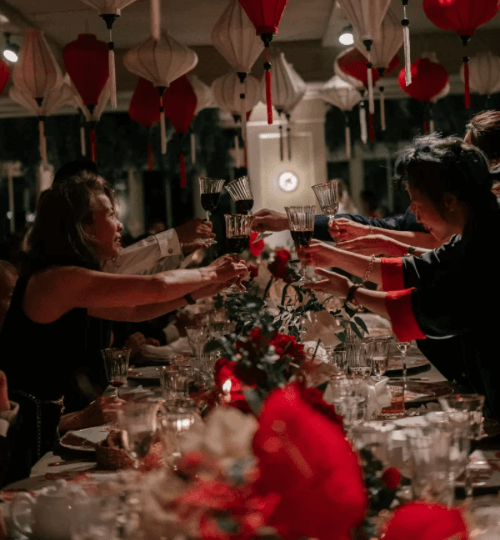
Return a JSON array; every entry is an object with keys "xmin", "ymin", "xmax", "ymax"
[
  {"xmin": 279, "ymin": 123, "xmax": 284, "ymax": 161},
  {"xmin": 429, "ymin": 102, "xmax": 435, "ymax": 133},
  {"xmin": 101, "ymin": 16, "xmax": 119, "ymax": 110},
  {"xmin": 191, "ymin": 132, "xmax": 196, "ymax": 163},
  {"xmin": 369, "ymin": 113, "xmax": 375, "ymax": 142},
  {"xmin": 179, "ymin": 153, "xmax": 186, "ymax": 189},
  {"xmin": 90, "ymin": 124, "xmax": 97, "ymax": 164},
  {"xmin": 344, "ymin": 113, "xmax": 351, "ymax": 160},
  {"xmin": 264, "ymin": 47, "xmax": 273, "ymax": 125},
  {"xmin": 380, "ymin": 86, "xmax": 386, "ymax": 131},
  {"xmin": 363, "ymin": 41, "xmax": 375, "ymax": 116},
  {"xmin": 148, "ymin": 141, "xmax": 154, "ymax": 171},
  {"xmin": 38, "ymin": 117, "xmax": 47, "ymax": 169},
  {"xmin": 158, "ymin": 87, "xmax": 167, "ymax": 154},
  {"xmin": 359, "ymin": 101, "xmax": 368, "ymax": 144},
  {"xmin": 80, "ymin": 125, "xmax": 86, "ymax": 156},
  {"xmin": 150, "ymin": 0, "xmax": 161, "ymax": 40},
  {"xmin": 402, "ymin": 0, "xmax": 412, "ymax": 86},
  {"xmin": 235, "ymin": 133, "xmax": 241, "ymax": 169},
  {"xmin": 461, "ymin": 37, "xmax": 471, "ymax": 109}
]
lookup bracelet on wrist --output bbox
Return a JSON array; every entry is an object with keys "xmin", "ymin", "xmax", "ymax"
[
  {"xmin": 345, "ymin": 284, "xmax": 364, "ymax": 312},
  {"xmin": 405, "ymin": 245, "xmax": 416, "ymax": 256},
  {"xmin": 184, "ymin": 293, "xmax": 196, "ymax": 305},
  {"xmin": 363, "ymin": 254, "xmax": 376, "ymax": 283}
]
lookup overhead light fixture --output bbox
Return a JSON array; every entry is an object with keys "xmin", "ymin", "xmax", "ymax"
[
  {"xmin": 3, "ymin": 33, "xmax": 19, "ymax": 63},
  {"xmin": 338, "ymin": 25, "xmax": 354, "ymax": 46}
]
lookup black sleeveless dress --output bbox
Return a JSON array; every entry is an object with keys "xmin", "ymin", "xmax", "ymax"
[{"xmin": 0, "ymin": 275, "xmax": 110, "ymax": 482}]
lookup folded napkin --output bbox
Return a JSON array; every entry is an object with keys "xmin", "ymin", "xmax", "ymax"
[{"xmin": 366, "ymin": 377, "xmax": 392, "ymax": 419}]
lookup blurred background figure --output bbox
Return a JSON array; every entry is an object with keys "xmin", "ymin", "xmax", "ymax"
[{"xmin": 335, "ymin": 179, "xmax": 358, "ymax": 215}]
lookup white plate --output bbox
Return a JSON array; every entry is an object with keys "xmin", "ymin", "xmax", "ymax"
[
  {"xmin": 128, "ymin": 366, "xmax": 161, "ymax": 380},
  {"xmin": 59, "ymin": 425, "xmax": 110, "ymax": 452}
]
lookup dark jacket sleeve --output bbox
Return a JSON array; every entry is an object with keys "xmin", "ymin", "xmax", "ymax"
[{"xmin": 313, "ymin": 207, "xmax": 427, "ymax": 241}]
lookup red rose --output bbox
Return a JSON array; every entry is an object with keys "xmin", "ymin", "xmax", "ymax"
[
  {"xmin": 381, "ymin": 502, "xmax": 467, "ymax": 540},
  {"xmin": 268, "ymin": 249, "xmax": 292, "ymax": 281},
  {"xmin": 247, "ymin": 264, "xmax": 259, "ymax": 279},
  {"xmin": 249, "ymin": 232, "xmax": 264, "ymax": 257},
  {"xmin": 381, "ymin": 467, "xmax": 401, "ymax": 490},
  {"xmin": 252, "ymin": 385, "xmax": 368, "ymax": 540},
  {"xmin": 269, "ymin": 334, "xmax": 305, "ymax": 362},
  {"xmin": 214, "ymin": 358, "xmax": 252, "ymax": 412}
]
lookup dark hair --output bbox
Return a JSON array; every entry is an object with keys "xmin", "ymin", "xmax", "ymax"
[
  {"xmin": 395, "ymin": 134, "xmax": 495, "ymax": 236},
  {"xmin": 466, "ymin": 110, "xmax": 500, "ymax": 162},
  {"xmin": 53, "ymin": 160, "xmax": 99, "ymax": 185},
  {"xmin": 24, "ymin": 171, "xmax": 114, "ymax": 275}
]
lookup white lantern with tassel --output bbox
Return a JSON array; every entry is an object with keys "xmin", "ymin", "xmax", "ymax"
[
  {"xmin": 460, "ymin": 51, "xmax": 500, "ymax": 100},
  {"xmin": 124, "ymin": 32, "xmax": 198, "ymax": 155},
  {"xmin": 188, "ymin": 74, "xmax": 214, "ymax": 164}
]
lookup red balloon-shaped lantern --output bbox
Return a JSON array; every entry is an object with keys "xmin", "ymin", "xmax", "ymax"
[
  {"xmin": 237, "ymin": 0, "xmax": 290, "ymax": 125},
  {"xmin": 398, "ymin": 56, "xmax": 449, "ymax": 134},
  {"xmin": 423, "ymin": 0, "xmax": 500, "ymax": 108},
  {"xmin": 163, "ymin": 75, "xmax": 197, "ymax": 188},
  {"xmin": 0, "ymin": 59, "xmax": 9, "ymax": 96},
  {"xmin": 129, "ymin": 77, "xmax": 161, "ymax": 171},
  {"xmin": 63, "ymin": 34, "xmax": 109, "ymax": 163},
  {"xmin": 336, "ymin": 47, "xmax": 399, "ymax": 141}
]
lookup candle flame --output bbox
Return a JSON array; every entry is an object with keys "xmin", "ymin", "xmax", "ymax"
[{"xmin": 222, "ymin": 379, "xmax": 232, "ymax": 394}]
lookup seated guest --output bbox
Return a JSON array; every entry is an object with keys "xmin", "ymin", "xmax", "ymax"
[
  {"xmin": 0, "ymin": 170, "xmax": 247, "ymax": 480},
  {"xmin": 299, "ymin": 135, "xmax": 500, "ymax": 417},
  {"xmin": 0, "ymin": 261, "xmax": 17, "ymax": 332},
  {"xmin": 0, "ymin": 370, "xmax": 19, "ymax": 487}
]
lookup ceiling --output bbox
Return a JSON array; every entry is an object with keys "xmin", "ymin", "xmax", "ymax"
[{"xmin": 1, "ymin": 0, "xmax": 500, "ymax": 111}]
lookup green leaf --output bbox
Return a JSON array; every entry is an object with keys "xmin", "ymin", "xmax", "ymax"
[
  {"xmin": 316, "ymin": 381, "xmax": 329, "ymax": 393},
  {"xmin": 346, "ymin": 320, "xmax": 365, "ymax": 340},
  {"xmin": 353, "ymin": 316, "xmax": 369, "ymax": 334},
  {"xmin": 263, "ymin": 276, "xmax": 274, "ymax": 299}
]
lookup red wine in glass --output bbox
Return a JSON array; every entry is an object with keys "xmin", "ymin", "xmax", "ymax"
[
  {"xmin": 291, "ymin": 229, "xmax": 313, "ymax": 247},
  {"xmin": 110, "ymin": 380, "xmax": 126, "ymax": 388},
  {"xmin": 235, "ymin": 199, "xmax": 254, "ymax": 214},
  {"xmin": 227, "ymin": 235, "xmax": 249, "ymax": 254},
  {"xmin": 201, "ymin": 193, "xmax": 221, "ymax": 214}
]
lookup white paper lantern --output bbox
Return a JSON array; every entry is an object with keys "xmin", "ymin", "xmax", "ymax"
[
  {"xmin": 124, "ymin": 32, "xmax": 198, "ymax": 154},
  {"xmin": 460, "ymin": 51, "xmax": 500, "ymax": 97}
]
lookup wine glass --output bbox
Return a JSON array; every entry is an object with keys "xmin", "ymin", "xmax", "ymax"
[
  {"xmin": 396, "ymin": 341, "xmax": 411, "ymax": 383},
  {"xmin": 159, "ymin": 399, "xmax": 197, "ymax": 469},
  {"xmin": 285, "ymin": 205, "xmax": 315, "ymax": 286},
  {"xmin": 311, "ymin": 180, "xmax": 339, "ymax": 221},
  {"xmin": 226, "ymin": 176, "xmax": 254, "ymax": 215},
  {"xmin": 223, "ymin": 213, "xmax": 254, "ymax": 293},
  {"xmin": 117, "ymin": 401, "xmax": 158, "ymax": 469},
  {"xmin": 198, "ymin": 176, "xmax": 226, "ymax": 246},
  {"xmin": 367, "ymin": 337, "xmax": 391, "ymax": 381},
  {"xmin": 101, "ymin": 347, "xmax": 131, "ymax": 397}
]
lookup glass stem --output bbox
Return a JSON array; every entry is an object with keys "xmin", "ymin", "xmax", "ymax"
[
  {"xmin": 205, "ymin": 211, "xmax": 211, "ymax": 222},
  {"xmin": 464, "ymin": 459, "xmax": 474, "ymax": 500},
  {"xmin": 402, "ymin": 350, "xmax": 407, "ymax": 383},
  {"xmin": 300, "ymin": 259, "xmax": 307, "ymax": 278}
]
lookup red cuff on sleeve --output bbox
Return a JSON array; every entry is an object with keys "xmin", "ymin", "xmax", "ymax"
[
  {"xmin": 385, "ymin": 288, "xmax": 426, "ymax": 342},
  {"xmin": 380, "ymin": 257, "xmax": 405, "ymax": 291}
]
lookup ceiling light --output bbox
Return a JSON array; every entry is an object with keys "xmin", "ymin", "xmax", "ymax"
[
  {"xmin": 0, "ymin": 15, "xmax": 10, "ymax": 24},
  {"xmin": 339, "ymin": 25, "xmax": 354, "ymax": 46},
  {"xmin": 3, "ymin": 33, "xmax": 19, "ymax": 63}
]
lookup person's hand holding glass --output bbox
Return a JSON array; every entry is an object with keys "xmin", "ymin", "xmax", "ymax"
[
  {"xmin": 198, "ymin": 177, "xmax": 225, "ymax": 246},
  {"xmin": 223, "ymin": 213, "xmax": 254, "ymax": 293},
  {"xmin": 285, "ymin": 205, "xmax": 315, "ymax": 286}
]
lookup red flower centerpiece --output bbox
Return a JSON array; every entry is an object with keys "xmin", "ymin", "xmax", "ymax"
[{"xmin": 268, "ymin": 249, "xmax": 292, "ymax": 282}]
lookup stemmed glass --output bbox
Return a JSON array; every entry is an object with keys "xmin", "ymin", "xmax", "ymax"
[
  {"xmin": 312, "ymin": 180, "xmax": 339, "ymax": 221},
  {"xmin": 117, "ymin": 401, "xmax": 158, "ymax": 469},
  {"xmin": 101, "ymin": 347, "xmax": 131, "ymax": 397},
  {"xmin": 226, "ymin": 176, "xmax": 255, "ymax": 215},
  {"xmin": 396, "ymin": 341, "xmax": 411, "ymax": 383},
  {"xmin": 185, "ymin": 326, "xmax": 209, "ymax": 358},
  {"xmin": 223, "ymin": 213, "xmax": 254, "ymax": 293},
  {"xmin": 198, "ymin": 177, "xmax": 225, "ymax": 246},
  {"xmin": 285, "ymin": 205, "xmax": 315, "ymax": 286},
  {"xmin": 159, "ymin": 399, "xmax": 197, "ymax": 469}
]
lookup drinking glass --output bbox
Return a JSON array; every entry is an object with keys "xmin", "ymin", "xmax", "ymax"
[
  {"xmin": 224, "ymin": 213, "xmax": 254, "ymax": 293},
  {"xmin": 70, "ymin": 492, "xmax": 119, "ymax": 540},
  {"xmin": 381, "ymin": 385, "xmax": 406, "ymax": 418},
  {"xmin": 226, "ymin": 176, "xmax": 254, "ymax": 215},
  {"xmin": 185, "ymin": 325, "xmax": 209, "ymax": 358},
  {"xmin": 406, "ymin": 426, "xmax": 454, "ymax": 505},
  {"xmin": 101, "ymin": 347, "xmax": 131, "ymax": 397},
  {"xmin": 347, "ymin": 339, "xmax": 371, "ymax": 376},
  {"xmin": 158, "ymin": 365, "xmax": 190, "ymax": 402},
  {"xmin": 438, "ymin": 394, "xmax": 485, "ymax": 441},
  {"xmin": 159, "ymin": 399, "xmax": 197, "ymax": 468},
  {"xmin": 396, "ymin": 341, "xmax": 411, "ymax": 383},
  {"xmin": 285, "ymin": 205, "xmax": 315, "ymax": 286},
  {"xmin": 117, "ymin": 401, "xmax": 158, "ymax": 469},
  {"xmin": 311, "ymin": 180, "xmax": 340, "ymax": 220},
  {"xmin": 367, "ymin": 337, "xmax": 391, "ymax": 381},
  {"xmin": 325, "ymin": 346, "xmax": 348, "ymax": 374},
  {"xmin": 199, "ymin": 176, "xmax": 226, "ymax": 245},
  {"xmin": 326, "ymin": 375, "xmax": 367, "ymax": 433}
]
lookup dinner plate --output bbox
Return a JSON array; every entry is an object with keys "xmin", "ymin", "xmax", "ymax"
[
  {"xmin": 59, "ymin": 425, "xmax": 110, "ymax": 452},
  {"xmin": 386, "ymin": 354, "xmax": 430, "ymax": 374},
  {"xmin": 128, "ymin": 366, "xmax": 161, "ymax": 381},
  {"xmin": 455, "ymin": 449, "xmax": 500, "ymax": 490}
]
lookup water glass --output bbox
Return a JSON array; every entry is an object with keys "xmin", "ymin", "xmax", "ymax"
[
  {"xmin": 438, "ymin": 394, "xmax": 485, "ymax": 440},
  {"xmin": 159, "ymin": 399, "xmax": 197, "ymax": 468},
  {"xmin": 366, "ymin": 337, "xmax": 391, "ymax": 381},
  {"xmin": 325, "ymin": 347, "xmax": 348, "ymax": 374},
  {"xmin": 406, "ymin": 426, "xmax": 454, "ymax": 505},
  {"xmin": 117, "ymin": 401, "xmax": 158, "ymax": 467},
  {"xmin": 70, "ymin": 492, "xmax": 119, "ymax": 540},
  {"xmin": 159, "ymin": 365, "xmax": 190, "ymax": 402},
  {"xmin": 381, "ymin": 385, "xmax": 405, "ymax": 418},
  {"xmin": 101, "ymin": 347, "xmax": 131, "ymax": 397},
  {"xmin": 326, "ymin": 376, "xmax": 368, "ymax": 432},
  {"xmin": 347, "ymin": 339, "xmax": 371, "ymax": 376}
]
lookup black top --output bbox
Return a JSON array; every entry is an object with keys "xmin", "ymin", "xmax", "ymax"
[{"xmin": 0, "ymin": 276, "xmax": 108, "ymax": 402}]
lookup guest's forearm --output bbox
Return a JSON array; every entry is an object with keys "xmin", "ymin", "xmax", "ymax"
[{"xmin": 331, "ymin": 248, "xmax": 383, "ymax": 286}]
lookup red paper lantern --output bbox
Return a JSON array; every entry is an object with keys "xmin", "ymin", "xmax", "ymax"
[
  {"xmin": 163, "ymin": 75, "xmax": 197, "ymax": 188},
  {"xmin": 398, "ymin": 57, "xmax": 449, "ymax": 134},
  {"xmin": 423, "ymin": 0, "xmax": 500, "ymax": 108},
  {"xmin": 0, "ymin": 59, "xmax": 9, "ymax": 96},
  {"xmin": 238, "ymin": 0, "xmax": 291, "ymax": 125},
  {"xmin": 63, "ymin": 34, "xmax": 109, "ymax": 111},
  {"xmin": 129, "ymin": 77, "xmax": 161, "ymax": 171}
]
